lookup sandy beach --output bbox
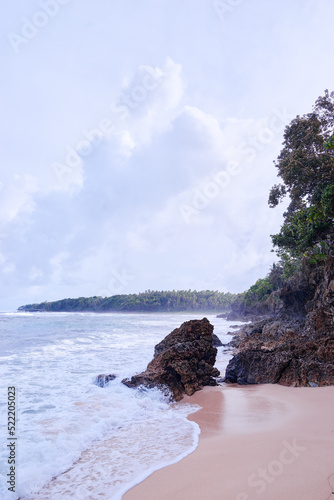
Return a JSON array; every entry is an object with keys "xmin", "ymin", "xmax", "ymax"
[{"xmin": 123, "ymin": 384, "xmax": 334, "ymax": 500}]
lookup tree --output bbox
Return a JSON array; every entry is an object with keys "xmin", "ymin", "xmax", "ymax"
[{"xmin": 269, "ymin": 90, "xmax": 334, "ymax": 256}]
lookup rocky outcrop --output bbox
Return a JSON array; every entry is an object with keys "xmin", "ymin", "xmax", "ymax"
[
  {"xmin": 225, "ymin": 318, "xmax": 334, "ymax": 386},
  {"xmin": 212, "ymin": 333, "xmax": 223, "ymax": 347},
  {"xmin": 122, "ymin": 318, "xmax": 220, "ymax": 400},
  {"xmin": 225, "ymin": 256, "xmax": 334, "ymax": 387}
]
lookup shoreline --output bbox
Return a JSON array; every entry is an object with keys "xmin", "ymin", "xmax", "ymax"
[{"xmin": 123, "ymin": 384, "xmax": 334, "ymax": 500}]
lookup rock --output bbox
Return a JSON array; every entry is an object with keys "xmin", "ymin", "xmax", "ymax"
[
  {"xmin": 225, "ymin": 255, "xmax": 334, "ymax": 387},
  {"xmin": 225, "ymin": 330, "xmax": 334, "ymax": 386},
  {"xmin": 95, "ymin": 374, "xmax": 116, "ymax": 387},
  {"xmin": 225, "ymin": 255, "xmax": 334, "ymax": 386},
  {"xmin": 122, "ymin": 318, "xmax": 219, "ymax": 400},
  {"xmin": 212, "ymin": 333, "xmax": 223, "ymax": 347}
]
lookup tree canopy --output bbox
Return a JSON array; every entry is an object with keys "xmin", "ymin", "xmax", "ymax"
[
  {"xmin": 18, "ymin": 289, "xmax": 236, "ymax": 313},
  {"xmin": 269, "ymin": 90, "xmax": 334, "ymax": 257},
  {"xmin": 230, "ymin": 91, "xmax": 334, "ymax": 317}
]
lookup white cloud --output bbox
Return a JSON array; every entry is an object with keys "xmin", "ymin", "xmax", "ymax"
[
  {"xmin": 1, "ymin": 0, "xmax": 334, "ymax": 310},
  {"xmin": 29, "ymin": 266, "xmax": 43, "ymax": 281},
  {"xmin": 113, "ymin": 57, "xmax": 184, "ymax": 146},
  {"xmin": 0, "ymin": 175, "xmax": 38, "ymax": 229}
]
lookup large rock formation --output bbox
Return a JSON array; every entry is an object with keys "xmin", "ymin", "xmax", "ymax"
[
  {"xmin": 225, "ymin": 256, "xmax": 334, "ymax": 386},
  {"xmin": 122, "ymin": 318, "xmax": 220, "ymax": 400},
  {"xmin": 225, "ymin": 319, "xmax": 334, "ymax": 385}
]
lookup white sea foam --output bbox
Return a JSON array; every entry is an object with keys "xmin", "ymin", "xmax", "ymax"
[{"xmin": 0, "ymin": 312, "xmax": 237, "ymax": 499}]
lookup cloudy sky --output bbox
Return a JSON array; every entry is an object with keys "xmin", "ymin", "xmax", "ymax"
[{"xmin": 1, "ymin": 0, "xmax": 334, "ymax": 310}]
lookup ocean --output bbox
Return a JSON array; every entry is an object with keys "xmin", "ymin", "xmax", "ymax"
[{"xmin": 0, "ymin": 311, "xmax": 242, "ymax": 499}]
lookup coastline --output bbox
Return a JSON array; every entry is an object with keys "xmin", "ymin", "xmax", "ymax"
[{"xmin": 123, "ymin": 384, "xmax": 334, "ymax": 500}]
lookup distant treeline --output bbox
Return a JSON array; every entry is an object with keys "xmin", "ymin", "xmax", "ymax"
[{"xmin": 18, "ymin": 290, "xmax": 236, "ymax": 313}]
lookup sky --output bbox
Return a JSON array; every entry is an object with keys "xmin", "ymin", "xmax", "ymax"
[{"xmin": 1, "ymin": 0, "xmax": 334, "ymax": 310}]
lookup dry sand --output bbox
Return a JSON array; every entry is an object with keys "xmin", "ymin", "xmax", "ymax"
[{"xmin": 123, "ymin": 384, "xmax": 334, "ymax": 500}]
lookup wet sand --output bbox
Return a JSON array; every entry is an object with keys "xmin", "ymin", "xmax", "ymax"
[{"xmin": 123, "ymin": 384, "xmax": 334, "ymax": 500}]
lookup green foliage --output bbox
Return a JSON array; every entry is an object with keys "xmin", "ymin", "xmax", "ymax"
[
  {"xmin": 277, "ymin": 253, "xmax": 302, "ymax": 281},
  {"xmin": 324, "ymin": 134, "xmax": 334, "ymax": 150},
  {"xmin": 18, "ymin": 290, "xmax": 237, "ymax": 313},
  {"xmin": 320, "ymin": 184, "xmax": 334, "ymax": 218},
  {"xmin": 269, "ymin": 90, "xmax": 334, "ymax": 256},
  {"xmin": 238, "ymin": 91, "xmax": 334, "ymax": 314},
  {"xmin": 271, "ymin": 206, "xmax": 332, "ymax": 257},
  {"xmin": 244, "ymin": 277, "xmax": 274, "ymax": 308},
  {"xmin": 232, "ymin": 255, "xmax": 301, "ymax": 314},
  {"xmin": 303, "ymin": 238, "xmax": 334, "ymax": 265},
  {"xmin": 268, "ymin": 184, "xmax": 286, "ymax": 208}
]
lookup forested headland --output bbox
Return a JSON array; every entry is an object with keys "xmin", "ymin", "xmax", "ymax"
[{"xmin": 18, "ymin": 290, "xmax": 236, "ymax": 313}]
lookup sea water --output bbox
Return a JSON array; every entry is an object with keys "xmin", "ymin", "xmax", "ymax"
[{"xmin": 0, "ymin": 311, "xmax": 242, "ymax": 499}]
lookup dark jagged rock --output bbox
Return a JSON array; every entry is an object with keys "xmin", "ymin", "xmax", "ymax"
[
  {"xmin": 225, "ymin": 256, "xmax": 334, "ymax": 387},
  {"xmin": 212, "ymin": 333, "xmax": 223, "ymax": 347},
  {"xmin": 95, "ymin": 374, "xmax": 116, "ymax": 387},
  {"xmin": 225, "ymin": 321, "xmax": 334, "ymax": 386},
  {"xmin": 122, "ymin": 318, "xmax": 220, "ymax": 400}
]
